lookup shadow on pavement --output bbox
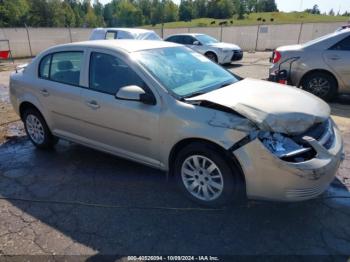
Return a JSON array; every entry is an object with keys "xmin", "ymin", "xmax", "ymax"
[
  {"xmin": 330, "ymin": 95, "xmax": 350, "ymax": 120},
  {"xmin": 0, "ymin": 138, "xmax": 349, "ymax": 256},
  {"xmin": 223, "ymin": 63, "xmax": 243, "ymax": 69}
]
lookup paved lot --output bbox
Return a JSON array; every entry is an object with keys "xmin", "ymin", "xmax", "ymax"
[{"xmin": 0, "ymin": 53, "xmax": 350, "ymax": 258}]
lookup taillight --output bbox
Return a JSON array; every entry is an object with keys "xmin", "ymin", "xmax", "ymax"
[{"xmin": 272, "ymin": 50, "xmax": 281, "ymax": 64}]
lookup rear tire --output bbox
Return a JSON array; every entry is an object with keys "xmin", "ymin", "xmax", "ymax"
[
  {"xmin": 205, "ymin": 52, "xmax": 218, "ymax": 63},
  {"xmin": 301, "ymin": 72, "xmax": 337, "ymax": 101},
  {"xmin": 23, "ymin": 108, "xmax": 58, "ymax": 149},
  {"xmin": 174, "ymin": 142, "xmax": 243, "ymax": 207}
]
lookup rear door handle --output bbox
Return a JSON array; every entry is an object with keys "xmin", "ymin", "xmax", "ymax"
[
  {"xmin": 40, "ymin": 89, "xmax": 49, "ymax": 96},
  {"xmin": 86, "ymin": 100, "xmax": 100, "ymax": 109},
  {"xmin": 328, "ymin": 55, "xmax": 341, "ymax": 61}
]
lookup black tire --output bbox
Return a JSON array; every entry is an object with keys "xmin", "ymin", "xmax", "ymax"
[
  {"xmin": 174, "ymin": 142, "xmax": 244, "ymax": 207},
  {"xmin": 301, "ymin": 72, "xmax": 338, "ymax": 101},
  {"xmin": 205, "ymin": 52, "xmax": 218, "ymax": 63},
  {"xmin": 23, "ymin": 108, "xmax": 58, "ymax": 149}
]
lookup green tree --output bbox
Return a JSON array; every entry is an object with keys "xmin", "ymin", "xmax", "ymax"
[
  {"xmin": 163, "ymin": 0, "xmax": 178, "ymax": 22},
  {"xmin": 305, "ymin": 4, "xmax": 320, "ymax": 15},
  {"xmin": 103, "ymin": 2, "xmax": 114, "ymax": 26},
  {"xmin": 207, "ymin": 0, "xmax": 233, "ymax": 19},
  {"xmin": 47, "ymin": 0, "xmax": 66, "ymax": 27},
  {"xmin": 246, "ymin": 0, "xmax": 257, "ymax": 13},
  {"xmin": 150, "ymin": 0, "xmax": 163, "ymax": 25},
  {"xmin": 62, "ymin": 1, "xmax": 76, "ymax": 26},
  {"xmin": 0, "ymin": 0, "xmax": 29, "ymax": 27},
  {"xmin": 193, "ymin": 0, "xmax": 207, "ymax": 18},
  {"xmin": 179, "ymin": 0, "xmax": 193, "ymax": 21},
  {"xmin": 114, "ymin": 0, "xmax": 143, "ymax": 27},
  {"xmin": 136, "ymin": 0, "xmax": 152, "ymax": 24},
  {"xmin": 27, "ymin": 0, "xmax": 50, "ymax": 26},
  {"xmin": 256, "ymin": 0, "xmax": 277, "ymax": 12}
]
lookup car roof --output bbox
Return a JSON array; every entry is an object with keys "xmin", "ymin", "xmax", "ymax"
[
  {"xmin": 92, "ymin": 28, "xmax": 155, "ymax": 34},
  {"xmin": 165, "ymin": 33, "xmax": 204, "ymax": 38},
  {"xmin": 51, "ymin": 40, "xmax": 180, "ymax": 53}
]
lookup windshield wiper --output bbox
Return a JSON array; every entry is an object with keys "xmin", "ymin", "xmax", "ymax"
[{"xmin": 183, "ymin": 91, "xmax": 206, "ymax": 99}]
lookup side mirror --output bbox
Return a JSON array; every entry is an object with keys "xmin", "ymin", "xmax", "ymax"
[
  {"xmin": 193, "ymin": 41, "xmax": 201, "ymax": 46},
  {"xmin": 115, "ymin": 85, "xmax": 156, "ymax": 105}
]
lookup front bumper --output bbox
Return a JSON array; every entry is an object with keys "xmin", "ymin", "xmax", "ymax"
[
  {"xmin": 233, "ymin": 123, "xmax": 343, "ymax": 202},
  {"xmin": 220, "ymin": 50, "xmax": 243, "ymax": 64}
]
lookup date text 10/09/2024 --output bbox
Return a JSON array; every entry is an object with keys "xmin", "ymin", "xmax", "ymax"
[{"xmin": 127, "ymin": 256, "xmax": 220, "ymax": 261}]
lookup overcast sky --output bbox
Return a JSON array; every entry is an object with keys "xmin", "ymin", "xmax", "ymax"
[{"xmin": 98, "ymin": 0, "xmax": 350, "ymax": 13}]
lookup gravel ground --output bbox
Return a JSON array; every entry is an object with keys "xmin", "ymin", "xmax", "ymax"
[{"xmin": 0, "ymin": 54, "xmax": 349, "ymax": 259}]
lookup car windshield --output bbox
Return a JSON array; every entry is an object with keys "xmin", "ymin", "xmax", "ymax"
[
  {"xmin": 195, "ymin": 34, "xmax": 219, "ymax": 45},
  {"xmin": 133, "ymin": 47, "xmax": 238, "ymax": 98},
  {"xmin": 137, "ymin": 32, "xmax": 162, "ymax": 40}
]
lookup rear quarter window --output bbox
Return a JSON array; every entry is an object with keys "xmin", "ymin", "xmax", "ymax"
[{"xmin": 39, "ymin": 55, "xmax": 51, "ymax": 79}]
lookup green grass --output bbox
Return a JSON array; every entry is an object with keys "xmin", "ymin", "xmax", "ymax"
[{"xmin": 143, "ymin": 12, "xmax": 349, "ymax": 29}]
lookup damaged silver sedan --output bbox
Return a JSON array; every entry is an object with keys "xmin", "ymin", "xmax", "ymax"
[{"xmin": 10, "ymin": 40, "xmax": 343, "ymax": 206}]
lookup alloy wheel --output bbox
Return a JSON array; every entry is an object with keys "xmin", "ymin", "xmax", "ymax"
[
  {"xmin": 181, "ymin": 155, "xmax": 224, "ymax": 201},
  {"xmin": 26, "ymin": 114, "xmax": 45, "ymax": 144},
  {"xmin": 306, "ymin": 77, "xmax": 331, "ymax": 98}
]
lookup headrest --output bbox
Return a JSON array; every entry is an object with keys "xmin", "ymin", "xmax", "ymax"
[{"xmin": 58, "ymin": 60, "xmax": 73, "ymax": 71}]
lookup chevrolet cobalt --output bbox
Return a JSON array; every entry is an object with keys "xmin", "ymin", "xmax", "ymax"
[{"xmin": 10, "ymin": 40, "xmax": 343, "ymax": 206}]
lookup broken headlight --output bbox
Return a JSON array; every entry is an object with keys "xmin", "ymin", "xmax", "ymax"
[{"xmin": 259, "ymin": 132, "xmax": 310, "ymax": 158}]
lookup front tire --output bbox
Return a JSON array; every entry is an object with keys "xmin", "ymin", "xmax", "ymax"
[
  {"xmin": 23, "ymin": 108, "xmax": 58, "ymax": 149},
  {"xmin": 174, "ymin": 143, "xmax": 243, "ymax": 207},
  {"xmin": 205, "ymin": 52, "xmax": 218, "ymax": 63},
  {"xmin": 301, "ymin": 72, "xmax": 337, "ymax": 101}
]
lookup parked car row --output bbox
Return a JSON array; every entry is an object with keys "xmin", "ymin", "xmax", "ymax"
[
  {"xmin": 89, "ymin": 28, "xmax": 243, "ymax": 65},
  {"xmin": 91, "ymin": 27, "xmax": 350, "ymax": 102}
]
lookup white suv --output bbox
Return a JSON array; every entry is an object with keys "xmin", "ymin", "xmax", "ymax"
[{"xmin": 89, "ymin": 28, "xmax": 161, "ymax": 41}]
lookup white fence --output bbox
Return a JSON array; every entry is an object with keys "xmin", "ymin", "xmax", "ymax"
[{"xmin": 0, "ymin": 22, "xmax": 345, "ymax": 58}]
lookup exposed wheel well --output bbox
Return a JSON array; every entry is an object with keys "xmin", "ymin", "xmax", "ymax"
[
  {"xmin": 299, "ymin": 69, "xmax": 338, "ymax": 90},
  {"xmin": 204, "ymin": 51, "xmax": 218, "ymax": 59},
  {"xmin": 19, "ymin": 102, "xmax": 40, "ymax": 120},
  {"xmin": 168, "ymin": 138, "xmax": 245, "ymax": 186}
]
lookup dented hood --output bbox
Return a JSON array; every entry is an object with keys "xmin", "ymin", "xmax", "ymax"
[{"xmin": 188, "ymin": 78, "xmax": 330, "ymax": 135}]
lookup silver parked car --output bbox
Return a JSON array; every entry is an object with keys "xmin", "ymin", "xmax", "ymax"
[
  {"xmin": 89, "ymin": 27, "xmax": 161, "ymax": 41},
  {"xmin": 269, "ymin": 28, "xmax": 350, "ymax": 101},
  {"xmin": 10, "ymin": 40, "xmax": 343, "ymax": 206},
  {"xmin": 165, "ymin": 33, "xmax": 243, "ymax": 64}
]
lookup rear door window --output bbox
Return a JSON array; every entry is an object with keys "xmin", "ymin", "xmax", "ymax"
[
  {"xmin": 166, "ymin": 36, "xmax": 180, "ymax": 43},
  {"xmin": 182, "ymin": 36, "xmax": 196, "ymax": 45},
  {"xmin": 39, "ymin": 54, "xmax": 51, "ymax": 79},
  {"xmin": 38, "ymin": 51, "xmax": 83, "ymax": 86}
]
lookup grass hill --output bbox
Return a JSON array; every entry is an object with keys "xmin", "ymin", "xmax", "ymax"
[{"xmin": 144, "ymin": 12, "xmax": 350, "ymax": 29}]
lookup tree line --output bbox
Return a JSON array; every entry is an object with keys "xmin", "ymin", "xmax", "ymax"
[{"xmin": 0, "ymin": 0, "xmax": 280, "ymax": 27}]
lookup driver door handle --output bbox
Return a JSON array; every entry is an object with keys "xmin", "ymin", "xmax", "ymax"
[
  {"xmin": 86, "ymin": 100, "xmax": 100, "ymax": 109},
  {"xmin": 40, "ymin": 89, "xmax": 49, "ymax": 96},
  {"xmin": 328, "ymin": 55, "xmax": 341, "ymax": 61}
]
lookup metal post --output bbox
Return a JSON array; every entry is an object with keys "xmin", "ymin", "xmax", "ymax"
[
  {"xmin": 161, "ymin": 23, "xmax": 164, "ymax": 38},
  {"xmin": 24, "ymin": 24, "xmax": 33, "ymax": 57},
  {"xmin": 68, "ymin": 26, "xmax": 73, "ymax": 43},
  {"xmin": 297, "ymin": 22, "xmax": 303, "ymax": 44},
  {"xmin": 220, "ymin": 25, "xmax": 223, "ymax": 42},
  {"xmin": 255, "ymin": 24, "xmax": 260, "ymax": 51}
]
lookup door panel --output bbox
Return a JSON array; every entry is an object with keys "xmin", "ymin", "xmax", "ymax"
[
  {"xmin": 81, "ymin": 89, "xmax": 160, "ymax": 166},
  {"xmin": 80, "ymin": 51, "xmax": 161, "ymax": 166},
  {"xmin": 323, "ymin": 35, "xmax": 350, "ymax": 88},
  {"xmin": 36, "ymin": 51, "xmax": 86, "ymax": 137},
  {"xmin": 323, "ymin": 50, "xmax": 350, "ymax": 87}
]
